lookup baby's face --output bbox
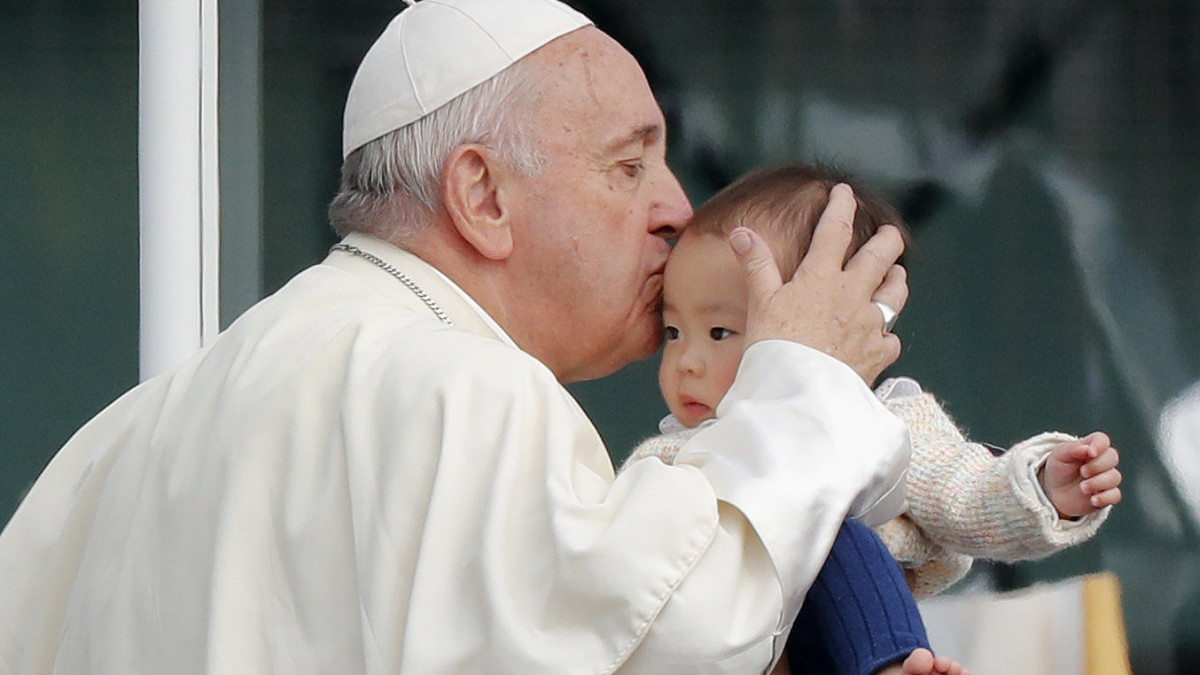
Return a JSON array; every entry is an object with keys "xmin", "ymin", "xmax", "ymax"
[{"xmin": 658, "ymin": 230, "xmax": 748, "ymax": 428}]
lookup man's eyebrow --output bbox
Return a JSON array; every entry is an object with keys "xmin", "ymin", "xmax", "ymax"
[{"xmin": 605, "ymin": 123, "xmax": 662, "ymax": 153}]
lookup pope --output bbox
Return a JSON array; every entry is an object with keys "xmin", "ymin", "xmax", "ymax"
[{"xmin": 0, "ymin": 1, "xmax": 912, "ymax": 672}]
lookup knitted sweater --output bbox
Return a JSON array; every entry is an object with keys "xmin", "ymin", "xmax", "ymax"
[{"xmin": 623, "ymin": 381, "xmax": 1110, "ymax": 599}]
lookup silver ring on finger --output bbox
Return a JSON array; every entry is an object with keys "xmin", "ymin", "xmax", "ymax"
[{"xmin": 873, "ymin": 300, "xmax": 899, "ymax": 334}]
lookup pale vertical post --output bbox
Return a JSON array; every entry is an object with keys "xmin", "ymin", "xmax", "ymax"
[{"xmin": 138, "ymin": 0, "xmax": 221, "ymax": 381}]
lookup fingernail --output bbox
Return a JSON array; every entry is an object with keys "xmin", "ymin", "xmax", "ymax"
[{"xmin": 729, "ymin": 230, "xmax": 752, "ymax": 255}]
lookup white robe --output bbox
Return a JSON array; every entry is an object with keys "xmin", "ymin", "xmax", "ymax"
[{"xmin": 0, "ymin": 233, "xmax": 909, "ymax": 674}]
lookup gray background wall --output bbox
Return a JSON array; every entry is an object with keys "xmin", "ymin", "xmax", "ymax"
[{"xmin": 2, "ymin": 0, "xmax": 1198, "ymax": 671}]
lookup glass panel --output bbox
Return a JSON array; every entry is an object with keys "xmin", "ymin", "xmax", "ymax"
[{"xmin": 0, "ymin": 1, "xmax": 139, "ymax": 520}]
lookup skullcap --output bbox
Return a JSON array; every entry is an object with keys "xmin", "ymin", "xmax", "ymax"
[{"xmin": 342, "ymin": 0, "xmax": 593, "ymax": 158}]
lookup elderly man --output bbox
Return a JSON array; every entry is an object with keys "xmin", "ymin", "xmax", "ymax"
[{"xmin": 0, "ymin": 1, "xmax": 912, "ymax": 672}]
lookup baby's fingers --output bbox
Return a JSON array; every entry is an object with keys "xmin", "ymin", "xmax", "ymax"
[
  {"xmin": 1082, "ymin": 431, "xmax": 1112, "ymax": 455},
  {"xmin": 1059, "ymin": 441, "xmax": 1094, "ymax": 463},
  {"xmin": 1089, "ymin": 486, "xmax": 1122, "ymax": 508},
  {"xmin": 1081, "ymin": 446, "xmax": 1120, "ymax": 478},
  {"xmin": 1082, "ymin": 467, "xmax": 1122, "ymax": 495}
]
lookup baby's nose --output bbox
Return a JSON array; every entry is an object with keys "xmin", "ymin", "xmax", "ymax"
[{"xmin": 678, "ymin": 348, "xmax": 705, "ymax": 375}]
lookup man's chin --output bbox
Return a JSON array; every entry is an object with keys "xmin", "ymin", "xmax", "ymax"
[
  {"xmin": 615, "ymin": 310, "xmax": 663, "ymax": 360},
  {"xmin": 568, "ymin": 331, "xmax": 661, "ymax": 383},
  {"xmin": 629, "ymin": 322, "xmax": 664, "ymax": 361}
]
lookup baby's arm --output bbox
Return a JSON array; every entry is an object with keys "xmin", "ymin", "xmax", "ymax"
[
  {"xmin": 1041, "ymin": 432, "xmax": 1123, "ymax": 518},
  {"xmin": 883, "ymin": 386, "xmax": 1110, "ymax": 562},
  {"xmin": 873, "ymin": 516, "xmax": 973, "ymax": 599}
]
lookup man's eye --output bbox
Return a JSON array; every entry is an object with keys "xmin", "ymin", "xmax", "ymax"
[
  {"xmin": 710, "ymin": 327, "xmax": 735, "ymax": 341},
  {"xmin": 621, "ymin": 161, "xmax": 644, "ymax": 178},
  {"xmin": 664, "ymin": 326, "xmax": 680, "ymax": 340}
]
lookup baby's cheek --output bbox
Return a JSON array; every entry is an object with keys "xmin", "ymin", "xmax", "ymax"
[
  {"xmin": 657, "ymin": 358, "xmax": 680, "ymax": 409},
  {"xmin": 713, "ymin": 360, "xmax": 741, "ymax": 401},
  {"xmin": 714, "ymin": 341, "xmax": 745, "ymax": 400}
]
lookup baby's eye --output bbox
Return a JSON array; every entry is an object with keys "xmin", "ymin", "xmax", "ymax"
[
  {"xmin": 664, "ymin": 325, "xmax": 680, "ymax": 340},
  {"xmin": 710, "ymin": 327, "xmax": 736, "ymax": 341}
]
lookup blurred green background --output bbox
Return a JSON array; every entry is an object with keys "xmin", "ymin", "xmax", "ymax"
[{"xmin": 2, "ymin": 1, "xmax": 1198, "ymax": 672}]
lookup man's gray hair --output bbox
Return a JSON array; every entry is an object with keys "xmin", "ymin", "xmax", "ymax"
[{"xmin": 329, "ymin": 56, "xmax": 544, "ymax": 241}]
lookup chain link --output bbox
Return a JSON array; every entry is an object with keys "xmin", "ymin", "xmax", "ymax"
[{"xmin": 331, "ymin": 243, "xmax": 454, "ymax": 327}]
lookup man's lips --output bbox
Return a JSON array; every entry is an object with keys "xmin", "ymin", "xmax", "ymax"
[
  {"xmin": 644, "ymin": 271, "xmax": 666, "ymax": 314},
  {"xmin": 647, "ymin": 259, "xmax": 667, "ymax": 293}
]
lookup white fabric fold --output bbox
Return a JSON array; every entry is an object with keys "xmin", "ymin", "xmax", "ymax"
[{"xmin": 674, "ymin": 340, "xmax": 911, "ymax": 629}]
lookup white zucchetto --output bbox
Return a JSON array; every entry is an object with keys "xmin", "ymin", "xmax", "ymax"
[{"xmin": 342, "ymin": 0, "xmax": 593, "ymax": 158}]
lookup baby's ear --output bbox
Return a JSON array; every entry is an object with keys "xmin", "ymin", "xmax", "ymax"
[{"xmin": 441, "ymin": 144, "xmax": 514, "ymax": 260}]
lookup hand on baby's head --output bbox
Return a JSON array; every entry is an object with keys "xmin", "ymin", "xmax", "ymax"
[{"xmin": 1041, "ymin": 431, "xmax": 1122, "ymax": 519}]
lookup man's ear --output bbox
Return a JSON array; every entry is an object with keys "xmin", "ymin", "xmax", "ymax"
[{"xmin": 441, "ymin": 144, "xmax": 514, "ymax": 261}]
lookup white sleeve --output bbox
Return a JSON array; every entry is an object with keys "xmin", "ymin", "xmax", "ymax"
[{"xmin": 620, "ymin": 341, "xmax": 910, "ymax": 672}]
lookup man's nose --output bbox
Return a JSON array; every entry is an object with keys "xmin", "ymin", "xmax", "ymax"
[{"xmin": 650, "ymin": 168, "xmax": 694, "ymax": 240}]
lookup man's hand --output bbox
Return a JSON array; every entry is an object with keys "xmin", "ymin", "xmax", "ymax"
[
  {"xmin": 728, "ymin": 183, "xmax": 908, "ymax": 384},
  {"xmin": 1041, "ymin": 431, "xmax": 1123, "ymax": 519}
]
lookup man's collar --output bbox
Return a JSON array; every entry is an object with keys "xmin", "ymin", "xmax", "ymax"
[{"xmin": 327, "ymin": 232, "xmax": 518, "ymax": 349}]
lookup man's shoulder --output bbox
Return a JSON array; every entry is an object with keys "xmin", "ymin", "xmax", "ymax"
[{"xmin": 218, "ymin": 260, "xmax": 569, "ymax": 407}]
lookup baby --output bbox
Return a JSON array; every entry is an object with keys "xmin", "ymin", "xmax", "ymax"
[{"xmin": 625, "ymin": 163, "xmax": 1123, "ymax": 673}]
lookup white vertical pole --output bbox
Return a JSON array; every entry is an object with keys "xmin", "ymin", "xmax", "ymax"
[
  {"xmin": 138, "ymin": 0, "xmax": 221, "ymax": 381},
  {"xmin": 200, "ymin": 0, "xmax": 221, "ymax": 345}
]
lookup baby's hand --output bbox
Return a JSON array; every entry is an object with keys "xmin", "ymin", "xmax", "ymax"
[{"xmin": 1041, "ymin": 432, "xmax": 1122, "ymax": 519}]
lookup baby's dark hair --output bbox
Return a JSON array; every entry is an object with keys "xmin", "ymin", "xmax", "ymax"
[{"xmin": 688, "ymin": 163, "xmax": 911, "ymax": 279}]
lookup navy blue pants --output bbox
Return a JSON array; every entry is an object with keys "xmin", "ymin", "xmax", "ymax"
[{"xmin": 786, "ymin": 519, "xmax": 930, "ymax": 675}]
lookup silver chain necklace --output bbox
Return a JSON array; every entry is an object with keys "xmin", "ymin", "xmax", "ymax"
[{"xmin": 331, "ymin": 243, "xmax": 453, "ymax": 326}]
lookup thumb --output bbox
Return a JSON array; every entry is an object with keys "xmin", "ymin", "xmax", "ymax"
[{"xmin": 728, "ymin": 227, "xmax": 783, "ymax": 306}]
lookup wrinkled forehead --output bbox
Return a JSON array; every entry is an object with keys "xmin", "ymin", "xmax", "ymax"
[
  {"xmin": 532, "ymin": 27, "xmax": 641, "ymax": 84},
  {"xmin": 525, "ymin": 28, "xmax": 664, "ymax": 138}
]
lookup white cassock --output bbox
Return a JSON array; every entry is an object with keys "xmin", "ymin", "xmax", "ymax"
[{"xmin": 0, "ymin": 233, "xmax": 909, "ymax": 674}]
